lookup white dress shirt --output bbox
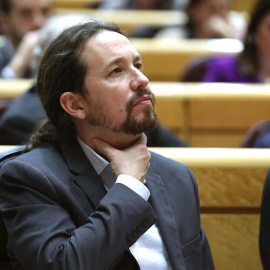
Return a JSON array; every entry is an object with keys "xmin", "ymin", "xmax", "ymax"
[{"xmin": 77, "ymin": 137, "xmax": 172, "ymax": 270}]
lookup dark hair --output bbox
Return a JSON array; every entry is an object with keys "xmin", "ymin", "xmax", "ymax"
[
  {"xmin": 238, "ymin": 0, "xmax": 270, "ymax": 75},
  {"xmin": 184, "ymin": 0, "xmax": 204, "ymax": 37},
  {"xmin": 27, "ymin": 20, "xmax": 124, "ymax": 149},
  {"xmin": 0, "ymin": 0, "xmax": 11, "ymax": 14},
  {"xmin": 130, "ymin": 0, "xmax": 174, "ymax": 10}
]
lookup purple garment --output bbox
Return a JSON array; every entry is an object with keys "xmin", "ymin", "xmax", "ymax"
[{"xmin": 202, "ymin": 55, "xmax": 262, "ymax": 83}]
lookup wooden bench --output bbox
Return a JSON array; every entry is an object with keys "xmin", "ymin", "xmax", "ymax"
[
  {"xmin": 53, "ymin": 0, "xmax": 256, "ymax": 14},
  {"xmin": 53, "ymin": 0, "xmax": 104, "ymax": 8},
  {"xmin": 233, "ymin": 0, "xmax": 257, "ymax": 13},
  {"xmin": 0, "ymin": 79, "xmax": 33, "ymax": 118},
  {"xmin": 54, "ymin": 8, "xmax": 186, "ymax": 37},
  {"xmin": 150, "ymin": 147, "xmax": 270, "ymax": 270}
]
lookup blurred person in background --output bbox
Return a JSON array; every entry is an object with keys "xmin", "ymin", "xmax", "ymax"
[
  {"xmin": 97, "ymin": 0, "xmax": 186, "ymax": 10},
  {"xmin": 0, "ymin": 12, "xmax": 94, "ymax": 144},
  {"xmin": 201, "ymin": 0, "xmax": 270, "ymax": 83},
  {"xmin": 155, "ymin": 0, "xmax": 246, "ymax": 39},
  {"xmin": 0, "ymin": 0, "xmax": 52, "ymax": 79},
  {"xmin": 97, "ymin": 0, "xmax": 187, "ymax": 37}
]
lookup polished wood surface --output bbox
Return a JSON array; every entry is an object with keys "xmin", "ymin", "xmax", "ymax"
[
  {"xmin": 0, "ymin": 79, "xmax": 33, "ymax": 98},
  {"xmin": 53, "ymin": 0, "xmax": 104, "ymax": 8},
  {"xmin": 54, "ymin": 8, "xmax": 186, "ymax": 36},
  {"xmin": 201, "ymin": 214, "xmax": 261, "ymax": 270},
  {"xmin": 233, "ymin": 0, "xmax": 257, "ymax": 13}
]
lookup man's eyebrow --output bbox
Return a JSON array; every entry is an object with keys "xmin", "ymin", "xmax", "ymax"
[{"xmin": 105, "ymin": 54, "xmax": 142, "ymax": 69}]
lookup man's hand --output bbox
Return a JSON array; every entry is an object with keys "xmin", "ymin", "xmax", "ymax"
[
  {"xmin": 92, "ymin": 134, "xmax": 151, "ymax": 183},
  {"xmin": 199, "ymin": 16, "xmax": 236, "ymax": 39},
  {"xmin": 8, "ymin": 30, "xmax": 40, "ymax": 78}
]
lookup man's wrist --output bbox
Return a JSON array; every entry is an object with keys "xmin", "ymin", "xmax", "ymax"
[{"xmin": 116, "ymin": 174, "xmax": 150, "ymax": 201}]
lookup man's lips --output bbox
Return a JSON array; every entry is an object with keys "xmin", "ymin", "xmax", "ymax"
[{"xmin": 133, "ymin": 95, "xmax": 152, "ymax": 106}]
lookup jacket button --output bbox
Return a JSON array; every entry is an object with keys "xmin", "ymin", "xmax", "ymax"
[
  {"xmin": 126, "ymin": 234, "xmax": 133, "ymax": 243},
  {"xmin": 131, "ymin": 228, "xmax": 138, "ymax": 237},
  {"xmin": 137, "ymin": 224, "xmax": 144, "ymax": 232},
  {"xmin": 142, "ymin": 218, "xmax": 149, "ymax": 227}
]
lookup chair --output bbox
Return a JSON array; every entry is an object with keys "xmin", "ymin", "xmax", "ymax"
[
  {"xmin": 0, "ymin": 145, "xmax": 26, "ymax": 269},
  {"xmin": 241, "ymin": 119, "xmax": 270, "ymax": 148}
]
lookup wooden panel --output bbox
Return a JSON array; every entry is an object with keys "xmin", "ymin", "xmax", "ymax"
[
  {"xmin": 232, "ymin": 0, "xmax": 257, "ymax": 13},
  {"xmin": 191, "ymin": 167, "xmax": 266, "ymax": 207},
  {"xmin": 201, "ymin": 214, "xmax": 262, "ymax": 270},
  {"xmin": 190, "ymin": 132, "xmax": 246, "ymax": 147},
  {"xmin": 150, "ymin": 147, "xmax": 270, "ymax": 168},
  {"xmin": 189, "ymin": 99, "xmax": 270, "ymax": 129},
  {"xmin": 0, "ymin": 79, "xmax": 33, "ymax": 98},
  {"xmin": 155, "ymin": 98, "xmax": 184, "ymax": 129},
  {"xmin": 53, "ymin": 0, "xmax": 103, "ymax": 8},
  {"xmin": 55, "ymin": 9, "xmax": 185, "ymax": 37}
]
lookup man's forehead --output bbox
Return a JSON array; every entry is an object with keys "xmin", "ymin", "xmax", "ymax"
[
  {"xmin": 91, "ymin": 30, "xmax": 131, "ymax": 46},
  {"xmin": 85, "ymin": 30, "xmax": 139, "ymax": 58}
]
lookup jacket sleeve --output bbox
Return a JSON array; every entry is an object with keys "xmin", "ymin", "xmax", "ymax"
[{"xmin": 0, "ymin": 159, "xmax": 157, "ymax": 270}]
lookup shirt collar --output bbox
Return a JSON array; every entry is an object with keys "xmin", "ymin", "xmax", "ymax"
[{"xmin": 77, "ymin": 136, "xmax": 109, "ymax": 175}]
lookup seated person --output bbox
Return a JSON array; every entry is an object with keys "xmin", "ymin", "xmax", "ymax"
[
  {"xmin": 155, "ymin": 0, "xmax": 246, "ymax": 39},
  {"xmin": 0, "ymin": 19, "xmax": 214, "ymax": 269},
  {"xmin": 242, "ymin": 119, "xmax": 270, "ymax": 148},
  {"xmin": 0, "ymin": 0, "xmax": 52, "ymax": 79},
  {"xmin": 97, "ymin": 0, "xmax": 185, "ymax": 38},
  {"xmin": 202, "ymin": 0, "xmax": 270, "ymax": 83}
]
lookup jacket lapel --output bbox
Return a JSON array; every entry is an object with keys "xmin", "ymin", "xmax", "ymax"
[
  {"xmin": 61, "ymin": 141, "xmax": 139, "ymax": 270},
  {"xmin": 61, "ymin": 141, "xmax": 107, "ymax": 209},
  {"xmin": 146, "ymin": 172, "xmax": 186, "ymax": 270}
]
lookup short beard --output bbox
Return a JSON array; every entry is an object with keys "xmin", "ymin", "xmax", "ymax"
[
  {"xmin": 112, "ymin": 89, "xmax": 158, "ymax": 136},
  {"xmin": 85, "ymin": 88, "xmax": 158, "ymax": 135}
]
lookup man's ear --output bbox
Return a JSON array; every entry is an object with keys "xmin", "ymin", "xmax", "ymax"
[{"xmin": 60, "ymin": 92, "xmax": 86, "ymax": 119}]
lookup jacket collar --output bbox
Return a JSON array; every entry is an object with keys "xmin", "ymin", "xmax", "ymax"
[{"xmin": 60, "ymin": 140, "xmax": 107, "ymax": 208}]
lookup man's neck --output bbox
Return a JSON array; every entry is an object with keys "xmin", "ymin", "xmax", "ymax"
[{"xmin": 78, "ymin": 128, "xmax": 142, "ymax": 152}]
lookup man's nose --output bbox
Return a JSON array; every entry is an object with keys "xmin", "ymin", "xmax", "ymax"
[
  {"xmin": 130, "ymin": 68, "xmax": 149, "ymax": 92},
  {"xmin": 32, "ymin": 12, "xmax": 47, "ymax": 29}
]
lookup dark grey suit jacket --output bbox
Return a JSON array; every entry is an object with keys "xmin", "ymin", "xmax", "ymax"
[
  {"xmin": 0, "ymin": 141, "xmax": 214, "ymax": 269},
  {"xmin": 259, "ymin": 168, "xmax": 270, "ymax": 269}
]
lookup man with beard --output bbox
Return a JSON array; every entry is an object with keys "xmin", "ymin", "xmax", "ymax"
[{"xmin": 0, "ymin": 21, "xmax": 214, "ymax": 270}]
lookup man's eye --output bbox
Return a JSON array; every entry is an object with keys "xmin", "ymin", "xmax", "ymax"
[
  {"xmin": 110, "ymin": 68, "xmax": 122, "ymax": 74},
  {"xmin": 135, "ymin": 63, "xmax": 143, "ymax": 70}
]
